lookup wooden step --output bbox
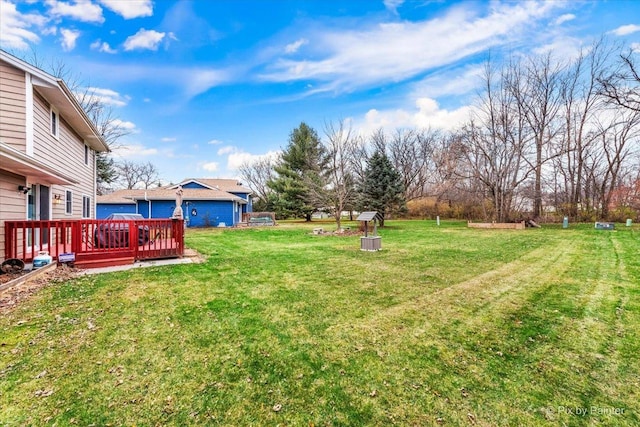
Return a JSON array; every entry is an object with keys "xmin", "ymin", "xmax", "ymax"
[{"xmin": 74, "ymin": 257, "xmax": 135, "ymax": 269}]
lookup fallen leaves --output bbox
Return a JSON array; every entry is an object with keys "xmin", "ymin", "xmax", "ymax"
[{"xmin": 0, "ymin": 265, "xmax": 79, "ymax": 314}]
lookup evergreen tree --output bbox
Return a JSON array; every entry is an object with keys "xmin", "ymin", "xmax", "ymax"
[
  {"xmin": 358, "ymin": 150, "xmax": 405, "ymax": 226},
  {"xmin": 268, "ymin": 122, "xmax": 328, "ymax": 220}
]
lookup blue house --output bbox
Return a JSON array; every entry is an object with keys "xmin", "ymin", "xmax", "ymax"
[{"xmin": 97, "ymin": 179, "xmax": 252, "ymax": 227}]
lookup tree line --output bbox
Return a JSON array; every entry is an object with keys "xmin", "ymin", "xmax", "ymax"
[{"xmin": 242, "ymin": 40, "xmax": 640, "ymax": 225}]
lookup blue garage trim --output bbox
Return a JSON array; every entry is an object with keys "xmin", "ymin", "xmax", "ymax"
[
  {"xmin": 182, "ymin": 182, "xmax": 209, "ymax": 189},
  {"xmin": 96, "ymin": 203, "xmax": 136, "ymax": 219}
]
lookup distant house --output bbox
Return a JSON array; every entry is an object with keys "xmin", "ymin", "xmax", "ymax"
[
  {"xmin": 97, "ymin": 178, "xmax": 253, "ymax": 227},
  {"xmin": 0, "ymin": 49, "xmax": 109, "ymax": 261}
]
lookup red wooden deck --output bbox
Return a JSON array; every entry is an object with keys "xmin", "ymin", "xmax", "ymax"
[{"xmin": 4, "ymin": 219, "xmax": 185, "ymax": 268}]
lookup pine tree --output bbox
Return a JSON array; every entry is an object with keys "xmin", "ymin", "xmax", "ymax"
[
  {"xmin": 268, "ymin": 123, "xmax": 328, "ymax": 220},
  {"xmin": 358, "ymin": 150, "xmax": 405, "ymax": 226}
]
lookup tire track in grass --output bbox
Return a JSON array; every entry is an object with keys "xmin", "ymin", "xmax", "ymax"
[
  {"xmin": 330, "ymin": 236, "xmax": 574, "ymax": 339},
  {"xmin": 561, "ymin": 233, "xmax": 640, "ymax": 424}
]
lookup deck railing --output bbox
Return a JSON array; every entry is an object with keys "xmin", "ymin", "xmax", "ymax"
[{"xmin": 4, "ymin": 219, "xmax": 184, "ymax": 267}]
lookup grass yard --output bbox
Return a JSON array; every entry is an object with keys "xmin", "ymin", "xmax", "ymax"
[{"xmin": 1, "ymin": 220, "xmax": 639, "ymax": 426}]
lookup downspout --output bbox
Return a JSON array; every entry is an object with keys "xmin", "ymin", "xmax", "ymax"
[{"xmin": 144, "ymin": 191, "xmax": 151, "ymax": 218}]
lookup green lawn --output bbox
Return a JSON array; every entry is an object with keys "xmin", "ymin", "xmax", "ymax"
[{"xmin": 1, "ymin": 220, "xmax": 639, "ymax": 426}]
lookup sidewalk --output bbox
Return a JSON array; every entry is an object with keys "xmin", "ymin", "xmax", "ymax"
[{"xmin": 78, "ymin": 256, "xmax": 195, "ymax": 275}]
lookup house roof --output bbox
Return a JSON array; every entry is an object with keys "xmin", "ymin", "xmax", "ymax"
[
  {"xmin": 0, "ymin": 49, "xmax": 109, "ymax": 153},
  {"xmin": 98, "ymin": 187, "xmax": 247, "ymax": 204},
  {"xmin": 0, "ymin": 142, "xmax": 78, "ymax": 185},
  {"xmin": 96, "ymin": 189, "xmax": 139, "ymax": 204},
  {"xmin": 170, "ymin": 178, "xmax": 252, "ymax": 194}
]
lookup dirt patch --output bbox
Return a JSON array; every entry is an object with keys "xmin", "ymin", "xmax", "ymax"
[
  {"xmin": 184, "ymin": 247, "xmax": 206, "ymax": 263},
  {"xmin": 311, "ymin": 230, "xmax": 362, "ymax": 237},
  {"xmin": 0, "ymin": 264, "xmax": 79, "ymax": 314},
  {"xmin": 0, "ymin": 271, "xmax": 26, "ymax": 286}
]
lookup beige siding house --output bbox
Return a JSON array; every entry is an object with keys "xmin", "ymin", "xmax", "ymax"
[{"xmin": 0, "ymin": 49, "xmax": 109, "ymax": 261}]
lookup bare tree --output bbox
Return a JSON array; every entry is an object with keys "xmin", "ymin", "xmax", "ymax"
[
  {"xmin": 458, "ymin": 61, "xmax": 534, "ymax": 222},
  {"xmin": 599, "ymin": 49, "xmax": 640, "ymax": 112},
  {"xmin": 509, "ymin": 53, "xmax": 563, "ymax": 218},
  {"xmin": 387, "ymin": 128, "xmax": 438, "ymax": 201},
  {"xmin": 323, "ymin": 120, "xmax": 359, "ymax": 229},
  {"xmin": 554, "ymin": 41, "xmax": 616, "ymax": 219},
  {"xmin": 238, "ymin": 157, "xmax": 276, "ymax": 209},
  {"xmin": 594, "ymin": 108, "xmax": 640, "ymax": 218},
  {"xmin": 115, "ymin": 160, "xmax": 158, "ymax": 189},
  {"xmin": 138, "ymin": 162, "xmax": 160, "ymax": 189}
]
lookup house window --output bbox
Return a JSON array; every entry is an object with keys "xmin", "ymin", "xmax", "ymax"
[
  {"xmin": 50, "ymin": 108, "xmax": 59, "ymax": 138},
  {"xmin": 65, "ymin": 191, "xmax": 73, "ymax": 215},
  {"xmin": 82, "ymin": 195, "xmax": 91, "ymax": 218},
  {"xmin": 85, "ymin": 145, "xmax": 90, "ymax": 165}
]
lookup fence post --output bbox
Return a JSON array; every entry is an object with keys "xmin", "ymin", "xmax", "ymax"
[{"xmin": 5, "ymin": 221, "xmax": 14, "ymax": 259}]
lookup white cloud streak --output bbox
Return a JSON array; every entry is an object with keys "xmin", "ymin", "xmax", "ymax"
[
  {"xmin": 259, "ymin": 1, "xmax": 563, "ymax": 93},
  {"xmin": 111, "ymin": 143, "xmax": 157, "ymax": 159},
  {"xmin": 554, "ymin": 13, "xmax": 575, "ymax": 25},
  {"xmin": 81, "ymin": 87, "xmax": 129, "ymax": 107},
  {"xmin": 610, "ymin": 24, "xmax": 640, "ymax": 36},
  {"xmin": 285, "ymin": 38, "xmax": 308, "ymax": 54},
  {"xmin": 383, "ymin": 0, "xmax": 404, "ymax": 14}
]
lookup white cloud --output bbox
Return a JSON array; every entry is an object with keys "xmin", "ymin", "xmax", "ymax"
[
  {"xmin": 355, "ymin": 97, "xmax": 472, "ymax": 136},
  {"xmin": 209, "ymin": 144, "xmax": 280, "ymax": 171},
  {"xmin": 90, "ymin": 39, "xmax": 117, "ymax": 53},
  {"xmin": 226, "ymin": 150, "xmax": 280, "ymax": 171},
  {"xmin": 610, "ymin": 24, "xmax": 640, "ymax": 36},
  {"xmin": 183, "ymin": 69, "xmax": 232, "ymax": 96},
  {"xmin": 99, "ymin": 0, "xmax": 153, "ymax": 19},
  {"xmin": 111, "ymin": 143, "xmax": 157, "ymax": 159},
  {"xmin": 554, "ymin": 13, "xmax": 575, "ymax": 25},
  {"xmin": 207, "ymin": 139, "xmax": 223, "ymax": 145},
  {"xmin": 42, "ymin": 26, "xmax": 57, "ymax": 36},
  {"xmin": 112, "ymin": 119, "xmax": 137, "ymax": 132},
  {"xmin": 632, "ymin": 43, "xmax": 640, "ymax": 53},
  {"xmin": 532, "ymin": 35, "xmax": 583, "ymax": 59},
  {"xmin": 217, "ymin": 146, "xmax": 236, "ymax": 156},
  {"xmin": 260, "ymin": 1, "xmax": 563, "ymax": 93},
  {"xmin": 45, "ymin": 0, "xmax": 104, "ymax": 23},
  {"xmin": 81, "ymin": 87, "xmax": 129, "ymax": 107},
  {"xmin": 123, "ymin": 28, "xmax": 165, "ymax": 51},
  {"xmin": 161, "ymin": 137, "xmax": 177, "ymax": 142},
  {"xmin": 200, "ymin": 162, "xmax": 219, "ymax": 172},
  {"xmin": 0, "ymin": 0, "xmax": 44, "ymax": 49},
  {"xmin": 60, "ymin": 28, "xmax": 80, "ymax": 51},
  {"xmin": 285, "ymin": 38, "xmax": 308, "ymax": 54},
  {"xmin": 411, "ymin": 65, "xmax": 483, "ymax": 99},
  {"xmin": 384, "ymin": 0, "xmax": 404, "ymax": 14}
]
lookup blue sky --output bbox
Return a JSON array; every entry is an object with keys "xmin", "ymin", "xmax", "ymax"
[{"xmin": 1, "ymin": 0, "xmax": 640, "ymax": 185}]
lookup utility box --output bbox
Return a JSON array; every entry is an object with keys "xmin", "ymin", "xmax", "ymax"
[
  {"xmin": 595, "ymin": 222, "xmax": 615, "ymax": 230},
  {"xmin": 357, "ymin": 211, "xmax": 382, "ymax": 251}
]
